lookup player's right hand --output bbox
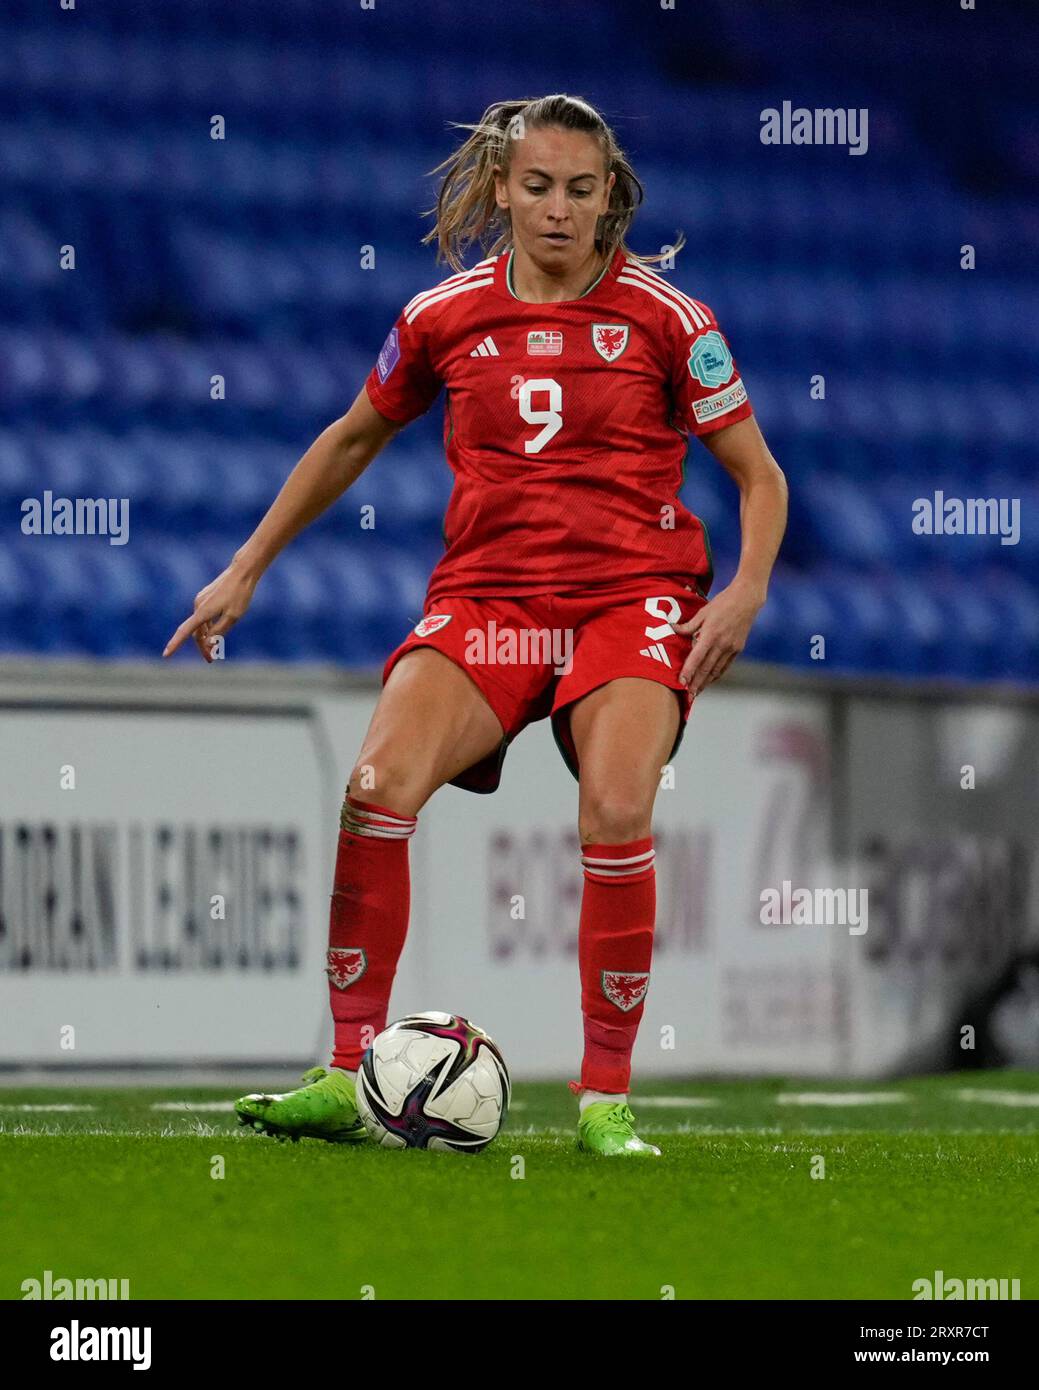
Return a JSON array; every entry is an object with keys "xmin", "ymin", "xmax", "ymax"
[{"xmin": 162, "ymin": 560, "xmax": 258, "ymax": 662}]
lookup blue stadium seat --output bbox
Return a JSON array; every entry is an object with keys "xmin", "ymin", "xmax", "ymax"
[{"xmin": 0, "ymin": 0, "xmax": 1035, "ymax": 682}]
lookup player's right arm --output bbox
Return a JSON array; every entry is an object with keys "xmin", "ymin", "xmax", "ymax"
[{"xmin": 163, "ymin": 385, "xmax": 399, "ymax": 661}]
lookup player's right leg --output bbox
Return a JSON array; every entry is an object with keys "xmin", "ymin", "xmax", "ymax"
[{"xmin": 235, "ymin": 647, "xmax": 505, "ymax": 1143}]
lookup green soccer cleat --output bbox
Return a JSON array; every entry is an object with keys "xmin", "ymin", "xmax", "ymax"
[
  {"xmin": 235, "ymin": 1065, "xmax": 368, "ymax": 1144},
  {"xmin": 576, "ymin": 1101, "xmax": 662, "ymax": 1157}
]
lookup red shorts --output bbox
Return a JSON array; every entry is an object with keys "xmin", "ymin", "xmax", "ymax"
[{"xmin": 381, "ymin": 577, "xmax": 709, "ymax": 793}]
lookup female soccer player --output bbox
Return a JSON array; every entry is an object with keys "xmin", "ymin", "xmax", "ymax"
[{"xmin": 164, "ymin": 94, "xmax": 787, "ymax": 1157}]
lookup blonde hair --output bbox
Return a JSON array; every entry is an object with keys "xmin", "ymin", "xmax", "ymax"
[{"xmin": 423, "ymin": 94, "xmax": 684, "ymax": 272}]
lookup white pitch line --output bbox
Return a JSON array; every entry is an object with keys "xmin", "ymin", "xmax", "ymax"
[
  {"xmin": 150, "ymin": 1101, "xmax": 234, "ymax": 1112},
  {"xmin": 777, "ymin": 1092, "xmax": 908, "ymax": 1106},
  {"xmin": 635, "ymin": 1096, "xmax": 719, "ymax": 1108},
  {"xmin": 3, "ymin": 1122, "xmax": 1031, "ymax": 1141},
  {"xmin": 0, "ymin": 1103, "xmax": 97, "ymax": 1112},
  {"xmin": 956, "ymin": 1089, "xmax": 1039, "ymax": 1107},
  {"xmin": 1, "ymin": 1127, "xmax": 205, "ymax": 1138},
  {"xmin": 147, "ymin": 1097, "xmax": 528, "ymax": 1114}
]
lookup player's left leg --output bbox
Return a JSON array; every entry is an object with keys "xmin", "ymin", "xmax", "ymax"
[{"xmin": 566, "ymin": 676, "xmax": 681, "ymax": 1157}]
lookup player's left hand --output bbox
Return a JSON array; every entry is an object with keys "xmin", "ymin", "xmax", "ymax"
[{"xmin": 671, "ymin": 578, "xmax": 765, "ymax": 696}]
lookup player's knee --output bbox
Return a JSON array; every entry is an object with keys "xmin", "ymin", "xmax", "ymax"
[
  {"xmin": 579, "ymin": 795, "xmax": 651, "ymax": 846},
  {"xmin": 346, "ymin": 754, "xmax": 425, "ymax": 818}
]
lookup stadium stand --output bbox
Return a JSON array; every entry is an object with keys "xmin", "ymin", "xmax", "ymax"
[{"xmin": 2, "ymin": 0, "xmax": 1036, "ymax": 679}]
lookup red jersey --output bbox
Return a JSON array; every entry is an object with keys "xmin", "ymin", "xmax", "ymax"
[{"xmin": 364, "ymin": 247, "xmax": 753, "ymax": 601}]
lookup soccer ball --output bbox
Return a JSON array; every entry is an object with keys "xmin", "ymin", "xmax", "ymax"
[{"xmin": 356, "ymin": 1011, "xmax": 510, "ymax": 1153}]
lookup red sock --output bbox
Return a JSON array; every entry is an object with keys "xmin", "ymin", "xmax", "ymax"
[
  {"xmin": 326, "ymin": 794, "xmax": 416, "ymax": 1071},
  {"xmin": 569, "ymin": 837, "xmax": 656, "ymax": 1096}
]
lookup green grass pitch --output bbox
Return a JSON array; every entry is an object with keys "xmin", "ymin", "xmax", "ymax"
[{"xmin": 2, "ymin": 1071, "xmax": 1037, "ymax": 1300}]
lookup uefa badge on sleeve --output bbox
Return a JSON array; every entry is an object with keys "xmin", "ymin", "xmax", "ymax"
[
  {"xmin": 687, "ymin": 329, "xmax": 733, "ymax": 388},
  {"xmin": 591, "ymin": 323, "xmax": 630, "ymax": 362},
  {"xmin": 376, "ymin": 327, "xmax": 401, "ymax": 383}
]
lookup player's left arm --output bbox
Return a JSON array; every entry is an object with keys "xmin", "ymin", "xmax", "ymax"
[{"xmin": 672, "ymin": 414, "xmax": 788, "ymax": 695}]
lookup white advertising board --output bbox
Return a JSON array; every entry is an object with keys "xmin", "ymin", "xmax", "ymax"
[
  {"xmin": 3, "ymin": 665, "xmax": 1034, "ymax": 1079},
  {"xmin": 0, "ymin": 703, "xmax": 335, "ymax": 1063}
]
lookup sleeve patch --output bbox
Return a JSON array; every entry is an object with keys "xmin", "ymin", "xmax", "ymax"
[
  {"xmin": 692, "ymin": 378, "xmax": 748, "ymax": 424},
  {"xmin": 687, "ymin": 330, "xmax": 734, "ymax": 388},
  {"xmin": 375, "ymin": 327, "xmax": 401, "ymax": 384}
]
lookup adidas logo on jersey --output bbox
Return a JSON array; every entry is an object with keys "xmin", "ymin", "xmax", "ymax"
[
  {"xmin": 469, "ymin": 336, "xmax": 499, "ymax": 357},
  {"xmin": 640, "ymin": 642, "xmax": 672, "ymax": 667}
]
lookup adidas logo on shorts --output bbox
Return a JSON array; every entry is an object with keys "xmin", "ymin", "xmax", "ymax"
[{"xmin": 640, "ymin": 641, "xmax": 672, "ymax": 667}]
